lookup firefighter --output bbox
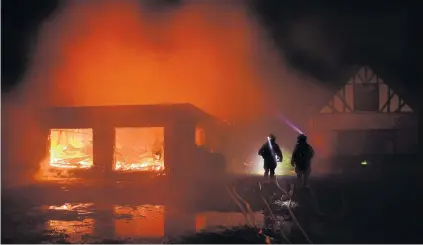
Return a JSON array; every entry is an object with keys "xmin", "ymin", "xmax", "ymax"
[
  {"xmin": 291, "ymin": 134, "xmax": 314, "ymax": 188},
  {"xmin": 258, "ymin": 134, "xmax": 283, "ymax": 179}
]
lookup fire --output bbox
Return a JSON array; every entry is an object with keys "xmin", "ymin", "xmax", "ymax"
[
  {"xmin": 48, "ymin": 202, "xmax": 94, "ymax": 212},
  {"xmin": 48, "ymin": 129, "xmax": 94, "ymax": 170},
  {"xmin": 115, "ymin": 161, "xmax": 163, "ymax": 172},
  {"xmin": 114, "ymin": 127, "xmax": 165, "ymax": 172},
  {"xmin": 43, "ymin": 127, "xmax": 165, "ymax": 175}
]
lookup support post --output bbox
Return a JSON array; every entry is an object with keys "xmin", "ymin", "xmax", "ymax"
[
  {"xmin": 93, "ymin": 126, "xmax": 115, "ymax": 176},
  {"xmin": 164, "ymin": 119, "xmax": 197, "ymax": 207}
]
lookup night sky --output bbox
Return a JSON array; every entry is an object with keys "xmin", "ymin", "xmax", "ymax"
[{"xmin": 2, "ymin": 0, "xmax": 421, "ymax": 106}]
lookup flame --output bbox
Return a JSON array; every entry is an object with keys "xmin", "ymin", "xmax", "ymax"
[
  {"xmin": 115, "ymin": 160, "xmax": 163, "ymax": 172},
  {"xmin": 37, "ymin": 127, "xmax": 165, "ymax": 178},
  {"xmin": 48, "ymin": 129, "xmax": 94, "ymax": 170},
  {"xmin": 114, "ymin": 127, "xmax": 165, "ymax": 172},
  {"xmin": 48, "ymin": 202, "xmax": 94, "ymax": 211},
  {"xmin": 4, "ymin": 0, "xmax": 331, "ymax": 187},
  {"xmin": 49, "ymin": 203, "xmax": 72, "ymax": 210}
]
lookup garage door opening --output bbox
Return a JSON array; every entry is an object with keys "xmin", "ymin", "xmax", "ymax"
[
  {"xmin": 49, "ymin": 128, "xmax": 94, "ymax": 169},
  {"xmin": 114, "ymin": 127, "xmax": 164, "ymax": 172}
]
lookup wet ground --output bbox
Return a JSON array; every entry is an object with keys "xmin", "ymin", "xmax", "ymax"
[
  {"xmin": 2, "ymin": 172, "xmax": 423, "ymax": 243},
  {"xmin": 1, "ymin": 201, "xmax": 272, "ymax": 243}
]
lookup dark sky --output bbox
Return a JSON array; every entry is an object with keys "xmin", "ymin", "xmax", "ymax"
[{"xmin": 2, "ymin": 0, "xmax": 421, "ymax": 108}]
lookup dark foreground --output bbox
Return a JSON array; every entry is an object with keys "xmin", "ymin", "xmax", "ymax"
[{"xmin": 2, "ymin": 171, "xmax": 423, "ymax": 244}]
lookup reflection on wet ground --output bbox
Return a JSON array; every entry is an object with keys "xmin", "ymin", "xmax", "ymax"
[
  {"xmin": 15, "ymin": 201, "xmax": 279, "ymax": 243},
  {"xmin": 4, "ymin": 174, "xmax": 422, "ymax": 243}
]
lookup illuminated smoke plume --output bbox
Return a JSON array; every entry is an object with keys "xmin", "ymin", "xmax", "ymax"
[
  {"xmin": 2, "ymin": 0, "xmax": 330, "ymax": 185},
  {"xmin": 23, "ymin": 0, "xmax": 273, "ymax": 120}
]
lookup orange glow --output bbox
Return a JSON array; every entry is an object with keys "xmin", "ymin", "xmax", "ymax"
[
  {"xmin": 47, "ymin": 219, "xmax": 95, "ymax": 243},
  {"xmin": 114, "ymin": 205, "xmax": 164, "ymax": 238},
  {"xmin": 114, "ymin": 127, "xmax": 164, "ymax": 172},
  {"xmin": 3, "ymin": 1, "xmax": 329, "ymax": 186},
  {"xmin": 32, "ymin": 0, "xmax": 267, "ymax": 120},
  {"xmin": 34, "ymin": 129, "xmax": 93, "ymax": 180},
  {"xmin": 49, "ymin": 129, "xmax": 94, "ymax": 169},
  {"xmin": 45, "ymin": 203, "xmax": 95, "ymax": 243},
  {"xmin": 195, "ymin": 213, "xmax": 207, "ymax": 231},
  {"xmin": 306, "ymin": 129, "xmax": 333, "ymax": 158},
  {"xmin": 195, "ymin": 126, "xmax": 206, "ymax": 146}
]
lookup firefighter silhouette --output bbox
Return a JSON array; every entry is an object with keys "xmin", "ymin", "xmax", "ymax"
[
  {"xmin": 291, "ymin": 134, "xmax": 314, "ymax": 188},
  {"xmin": 258, "ymin": 134, "xmax": 283, "ymax": 179}
]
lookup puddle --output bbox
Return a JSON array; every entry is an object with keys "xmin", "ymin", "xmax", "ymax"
[
  {"xmin": 23, "ymin": 202, "xmax": 274, "ymax": 243},
  {"xmin": 196, "ymin": 211, "xmax": 264, "ymax": 232},
  {"xmin": 114, "ymin": 204, "xmax": 165, "ymax": 239}
]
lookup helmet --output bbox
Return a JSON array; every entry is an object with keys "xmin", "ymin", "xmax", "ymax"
[
  {"xmin": 297, "ymin": 134, "xmax": 307, "ymax": 142},
  {"xmin": 268, "ymin": 134, "xmax": 276, "ymax": 142}
]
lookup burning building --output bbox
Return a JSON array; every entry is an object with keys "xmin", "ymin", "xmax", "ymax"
[
  {"xmin": 307, "ymin": 67, "xmax": 418, "ymax": 171},
  {"xmin": 43, "ymin": 103, "xmax": 228, "ymax": 179}
]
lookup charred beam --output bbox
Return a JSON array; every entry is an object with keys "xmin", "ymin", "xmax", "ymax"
[
  {"xmin": 321, "ymin": 99, "xmax": 338, "ymax": 113},
  {"xmin": 336, "ymin": 93, "xmax": 352, "ymax": 112},
  {"xmin": 380, "ymin": 88, "xmax": 394, "ymax": 112}
]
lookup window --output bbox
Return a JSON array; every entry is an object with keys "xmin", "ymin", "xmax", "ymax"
[
  {"xmin": 49, "ymin": 128, "xmax": 93, "ymax": 169},
  {"xmin": 195, "ymin": 126, "xmax": 206, "ymax": 147},
  {"xmin": 114, "ymin": 127, "xmax": 164, "ymax": 172},
  {"xmin": 353, "ymin": 84, "xmax": 379, "ymax": 112}
]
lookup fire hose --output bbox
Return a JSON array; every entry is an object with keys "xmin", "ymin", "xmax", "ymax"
[
  {"xmin": 227, "ymin": 184, "xmax": 291, "ymax": 244},
  {"xmin": 229, "ymin": 186, "xmax": 257, "ymax": 228},
  {"xmin": 255, "ymin": 183, "xmax": 292, "ymax": 244},
  {"xmin": 269, "ymin": 116, "xmax": 348, "ymax": 221},
  {"xmin": 224, "ymin": 137, "xmax": 310, "ymax": 243},
  {"xmin": 226, "ymin": 185, "xmax": 279, "ymax": 244},
  {"xmin": 272, "ymin": 178, "xmax": 313, "ymax": 244},
  {"xmin": 226, "ymin": 176, "xmax": 345, "ymax": 244},
  {"xmin": 264, "ymin": 134, "xmax": 348, "ymax": 241},
  {"xmin": 226, "ymin": 186, "xmax": 253, "ymax": 227},
  {"xmin": 265, "ymin": 137, "xmax": 312, "ymax": 243}
]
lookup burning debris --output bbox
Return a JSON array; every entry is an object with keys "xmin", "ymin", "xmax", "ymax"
[
  {"xmin": 114, "ymin": 127, "xmax": 164, "ymax": 172},
  {"xmin": 114, "ymin": 146, "xmax": 164, "ymax": 172},
  {"xmin": 46, "ymin": 127, "xmax": 165, "ymax": 175},
  {"xmin": 49, "ymin": 129, "xmax": 94, "ymax": 170}
]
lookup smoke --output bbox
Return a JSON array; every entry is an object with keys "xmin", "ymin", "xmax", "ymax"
[
  {"xmin": 21, "ymin": 0, "xmax": 266, "ymax": 119},
  {"xmin": 3, "ymin": 0, "xmax": 333, "ymax": 186}
]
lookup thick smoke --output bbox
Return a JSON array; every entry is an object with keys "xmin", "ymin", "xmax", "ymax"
[
  {"xmin": 22, "ymin": 0, "xmax": 269, "ymax": 119},
  {"xmin": 2, "ymin": 0, "xmax": 332, "ymax": 186}
]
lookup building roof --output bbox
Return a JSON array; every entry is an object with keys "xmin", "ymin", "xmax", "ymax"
[
  {"xmin": 46, "ymin": 103, "xmax": 222, "ymax": 128},
  {"xmin": 311, "ymin": 65, "xmax": 419, "ymax": 116}
]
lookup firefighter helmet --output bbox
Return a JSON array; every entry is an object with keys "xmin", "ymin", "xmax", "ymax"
[
  {"xmin": 268, "ymin": 134, "xmax": 276, "ymax": 142},
  {"xmin": 297, "ymin": 134, "xmax": 307, "ymax": 142}
]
